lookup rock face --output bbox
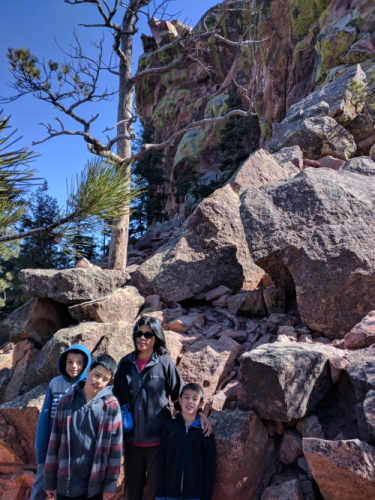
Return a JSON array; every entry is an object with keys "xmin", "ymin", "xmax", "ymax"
[
  {"xmin": 303, "ymin": 438, "xmax": 375, "ymax": 500},
  {"xmin": 136, "ymin": 1, "xmax": 375, "ymax": 218},
  {"xmin": 269, "ymin": 65, "xmax": 367, "ymax": 158},
  {"xmin": 238, "ymin": 344, "xmax": 332, "ymax": 422},
  {"xmin": 240, "ymin": 167, "xmax": 375, "ymax": 337},
  {"xmin": 18, "ymin": 268, "xmax": 129, "ymax": 304}
]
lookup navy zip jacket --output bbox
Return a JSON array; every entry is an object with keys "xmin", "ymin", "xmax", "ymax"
[
  {"xmin": 156, "ymin": 413, "xmax": 216, "ymax": 500},
  {"xmin": 113, "ymin": 350, "xmax": 183, "ymax": 444}
]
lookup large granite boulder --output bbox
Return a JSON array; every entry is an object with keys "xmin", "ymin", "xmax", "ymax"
[
  {"xmin": 303, "ymin": 438, "xmax": 375, "ymax": 500},
  {"xmin": 133, "ymin": 183, "xmax": 264, "ymax": 302},
  {"xmin": 238, "ymin": 344, "xmax": 332, "ymax": 422},
  {"xmin": 228, "ymin": 149, "xmax": 297, "ymax": 196},
  {"xmin": 240, "ymin": 167, "xmax": 375, "ymax": 337},
  {"xmin": 68, "ymin": 286, "xmax": 144, "ymax": 323},
  {"xmin": 18, "ymin": 268, "xmax": 129, "ymax": 304},
  {"xmin": 0, "ymin": 298, "xmax": 71, "ymax": 347},
  {"xmin": 210, "ymin": 409, "xmax": 276, "ymax": 500}
]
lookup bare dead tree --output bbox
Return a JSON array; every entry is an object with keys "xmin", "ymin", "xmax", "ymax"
[{"xmin": 2, "ymin": 0, "xmax": 273, "ymax": 270}]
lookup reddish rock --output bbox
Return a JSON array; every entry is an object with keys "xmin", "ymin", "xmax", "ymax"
[
  {"xmin": 279, "ymin": 429, "xmax": 303, "ymax": 465},
  {"xmin": 318, "ymin": 155, "xmax": 345, "ymax": 170},
  {"xmin": 261, "ymin": 479, "xmax": 303, "ymax": 500},
  {"xmin": 227, "ymin": 289, "xmax": 267, "ymax": 317},
  {"xmin": 133, "ymin": 184, "xmax": 264, "ymax": 302},
  {"xmin": 272, "ymin": 145, "xmax": 304, "ymax": 171},
  {"xmin": 229, "ymin": 149, "xmax": 295, "ymax": 196},
  {"xmin": 240, "ymin": 167, "xmax": 375, "ymax": 337},
  {"xmin": 18, "ymin": 268, "xmax": 129, "ymax": 304},
  {"xmin": 0, "ymin": 384, "xmax": 47, "ymax": 467},
  {"xmin": 168, "ymin": 313, "xmax": 206, "ymax": 333},
  {"xmin": 1, "ymin": 340, "xmax": 39, "ymax": 404},
  {"xmin": 363, "ymin": 390, "xmax": 375, "ymax": 444},
  {"xmin": 297, "ymin": 415, "xmax": 325, "ymax": 439},
  {"xmin": 210, "ymin": 409, "xmax": 275, "ymax": 500},
  {"xmin": 303, "ymin": 438, "xmax": 375, "ymax": 500},
  {"xmin": 178, "ymin": 336, "xmax": 243, "ymax": 401},
  {"xmin": 263, "ymin": 288, "xmax": 285, "ymax": 315},
  {"xmin": 141, "ymin": 294, "xmax": 164, "ymax": 313},
  {"xmin": 238, "ymin": 344, "xmax": 332, "ymax": 422},
  {"xmin": 212, "ymin": 294, "xmax": 230, "ymax": 308},
  {"xmin": 0, "ymin": 298, "xmax": 71, "ymax": 346},
  {"xmin": 344, "ymin": 311, "xmax": 375, "ymax": 349},
  {"xmin": 204, "ymin": 285, "xmax": 233, "ymax": 303},
  {"xmin": 68, "ymin": 286, "xmax": 144, "ymax": 324},
  {"xmin": 217, "ymin": 329, "xmax": 247, "ymax": 342},
  {"xmin": 303, "ymin": 158, "xmax": 321, "ymax": 167},
  {"xmin": 163, "ymin": 329, "xmax": 203, "ymax": 365}
]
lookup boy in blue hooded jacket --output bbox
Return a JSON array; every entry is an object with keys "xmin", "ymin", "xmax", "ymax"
[{"xmin": 30, "ymin": 344, "xmax": 91, "ymax": 500}]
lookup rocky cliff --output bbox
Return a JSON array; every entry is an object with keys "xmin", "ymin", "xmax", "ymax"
[
  {"xmin": 136, "ymin": 0, "xmax": 375, "ymax": 219},
  {"xmin": 0, "ymin": 0, "xmax": 375, "ymax": 499}
]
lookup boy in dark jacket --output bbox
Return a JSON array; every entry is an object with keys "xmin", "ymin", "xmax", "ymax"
[
  {"xmin": 31, "ymin": 344, "xmax": 91, "ymax": 500},
  {"xmin": 44, "ymin": 354, "xmax": 123, "ymax": 500},
  {"xmin": 156, "ymin": 383, "xmax": 216, "ymax": 500}
]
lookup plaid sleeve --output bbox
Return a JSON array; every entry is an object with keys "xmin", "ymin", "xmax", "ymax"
[{"xmin": 102, "ymin": 400, "xmax": 123, "ymax": 492}]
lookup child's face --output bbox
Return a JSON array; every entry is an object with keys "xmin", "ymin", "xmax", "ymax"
[
  {"xmin": 179, "ymin": 389, "xmax": 203, "ymax": 417},
  {"xmin": 85, "ymin": 365, "xmax": 113, "ymax": 398},
  {"xmin": 65, "ymin": 352, "xmax": 85, "ymax": 381}
]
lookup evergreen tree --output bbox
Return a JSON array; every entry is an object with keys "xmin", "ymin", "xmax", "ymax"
[
  {"xmin": 131, "ymin": 120, "xmax": 166, "ymax": 237},
  {"xmin": 17, "ymin": 181, "xmax": 70, "ymax": 269},
  {"xmin": 219, "ymin": 80, "xmax": 254, "ymax": 175}
]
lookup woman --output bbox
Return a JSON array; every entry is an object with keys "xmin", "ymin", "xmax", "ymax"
[{"xmin": 113, "ymin": 316, "xmax": 211, "ymax": 500}]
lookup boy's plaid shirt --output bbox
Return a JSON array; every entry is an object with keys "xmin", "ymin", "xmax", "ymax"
[{"xmin": 44, "ymin": 390, "xmax": 123, "ymax": 496}]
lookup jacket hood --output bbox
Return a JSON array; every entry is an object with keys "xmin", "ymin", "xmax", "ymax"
[{"xmin": 58, "ymin": 344, "xmax": 91, "ymax": 383}]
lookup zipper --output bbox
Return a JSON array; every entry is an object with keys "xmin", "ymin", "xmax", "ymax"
[{"xmin": 180, "ymin": 426, "xmax": 189, "ymax": 498}]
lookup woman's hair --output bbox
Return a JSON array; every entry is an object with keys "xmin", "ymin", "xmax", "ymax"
[{"xmin": 133, "ymin": 316, "xmax": 168, "ymax": 355}]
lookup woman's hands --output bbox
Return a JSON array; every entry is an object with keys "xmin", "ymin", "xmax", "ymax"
[{"xmin": 198, "ymin": 411, "xmax": 213, "ymax": 436}]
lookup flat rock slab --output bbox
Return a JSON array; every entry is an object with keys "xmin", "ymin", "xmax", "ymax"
[
  {"xmin": 18, "ymin": 268, "xmax": 129, "ymax": 304},
  {"xmin": 238, "ymin": 343, "xmax": 332, "ymax": 422},
  {"xmin": 303, "ymin": 438, "xmax": 375, "ymax": 500},
  {"xmin": 68, "ymin": 286, "xmax": 144, "ymax": 323}
]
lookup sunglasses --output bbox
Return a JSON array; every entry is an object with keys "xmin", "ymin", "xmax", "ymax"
[{"xmin": 134, "ymin": 330, "xmax": 155, "ymax": 340}]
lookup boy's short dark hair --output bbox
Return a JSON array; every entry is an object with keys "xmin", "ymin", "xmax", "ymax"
[
  {"xmin": 180, "ymin": 382, "xmax": 204, "ymax": 401},
  {"xmin": 90, "ymin": 354, "xmax": 117, "ymax": 376}
]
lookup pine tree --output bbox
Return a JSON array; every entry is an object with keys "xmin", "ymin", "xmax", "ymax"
[
  {"xmin": 218, "ymin": 81, "xmax": 256, "ymax": 175},
  {"xmin": 17, "ymin": 181, "xmax": 70, "ymax": 269},
  {"xmin": 131, "ymin": 120, "xmax": 166, "ymax": 237}
]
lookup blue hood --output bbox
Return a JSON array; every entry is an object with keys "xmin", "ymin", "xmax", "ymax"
[{"xmin": 58, "ymin": 344, "xmax": 91, "ymax": 383}]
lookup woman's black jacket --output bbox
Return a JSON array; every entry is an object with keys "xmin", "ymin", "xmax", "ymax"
[{"xmin": 113, "ymin": 350, "xmax": 183, "ymax": 444}]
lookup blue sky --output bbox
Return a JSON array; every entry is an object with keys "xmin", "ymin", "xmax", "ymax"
[{"xmin": 0, "ymin": 0, "xmax": 219, "ymax": 206}]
